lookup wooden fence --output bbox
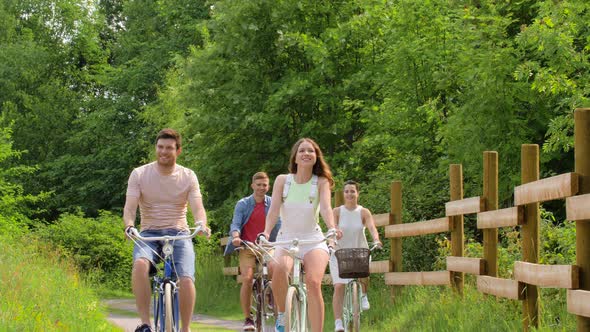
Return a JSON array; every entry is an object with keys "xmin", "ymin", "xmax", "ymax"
[{"xmin": 219, "ymin": 108, "xmax": 590, "ymax": 331}]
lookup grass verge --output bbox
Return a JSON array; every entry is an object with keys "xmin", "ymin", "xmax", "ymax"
[
  {"xmin": 0, "ymin": 235, "xmax": 118, "ymax": 331},
  {"xmin": 320, "ymin": 274, "xmax": 575, "ymax": 331}
]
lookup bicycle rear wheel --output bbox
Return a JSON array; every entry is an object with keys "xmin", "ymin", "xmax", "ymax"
[{"xmin": 285, "ymin": 286, "xmax": 302, "ymax": 332}]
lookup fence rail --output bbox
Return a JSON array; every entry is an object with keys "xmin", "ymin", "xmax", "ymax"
[{"xmin": 217, "ymin": 108, "xmax": 590, "ymax": 331}]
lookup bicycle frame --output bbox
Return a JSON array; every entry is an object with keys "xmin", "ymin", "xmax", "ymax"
[
  {"xmin": 152, "ymin": 240, "xmax": 180, "ymax": 332},
  {"xmin": 240, "ymin": 241, "xmax": 276, "ymax": 331},
  {"xmin": 340, "ymin": 243, "xmax": 380, "ymax": 332},
  {"xmin": 291, "ymin": 247, "xmax": 310, "ymax": 332},
  {"xmin": 128, "ymin": 223, "xmax": 205, "ymax": 332},
  {"xmin": 342, "ymin": 279, "xmax": 362, "ymax": 332},
  {"xmin": 260, "ymin": 232, "xmax": 336, "ymax": 332}
]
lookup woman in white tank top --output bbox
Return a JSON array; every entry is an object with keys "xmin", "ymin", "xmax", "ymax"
[
  {"xmin": 262, "ymin": 138, "xmax": 337, "ymax": 332},
  {"xmin": 330, "ymin": 181, "xmax": 382, "ymax": 332}
]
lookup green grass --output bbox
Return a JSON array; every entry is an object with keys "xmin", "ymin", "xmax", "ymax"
[
  {"xmin": 320, "ymin": 275, "xmax": 575, "ymax": 331},
  {"xmin": 194, "ymin": 251, "xmax": 243, "ymax": 320},
  {"xmin": 0, "ymin": 235, "xmax": 118, "ymax": 331},
  {"xmin": 1, "ymin": 231, "xmax": 576, "ymax": 331},
  {"xmin": 95, "ymin": 287, "xmax": 135, "ymax": 300},
  {"xmin": 191, "ymin": 323, "xmax": 235, "ymax": 331},
  {"xmin": 196, "ymin": 251, "xmax": 576, "ymax": 331}
]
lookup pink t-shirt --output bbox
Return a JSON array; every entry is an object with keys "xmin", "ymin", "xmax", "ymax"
[{"xmin": 126, "ymin": 162, "xmax": 202, "ymax": 231}]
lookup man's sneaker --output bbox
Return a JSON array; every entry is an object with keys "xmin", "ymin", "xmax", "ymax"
[
  {"xmin": 334, "ymin": 318, "xmax": 345, "ymax": 332},
  {"xmin": 275, "ymin": 312, "xmax": 285, "ymax": 332},
  {"xmin": 361, "ymin": 294, "xmax": 370, "ymax": 311},
  {"xmin": 243, "ymin": 317, "xmax": 256, "ymax": 331},
  {"xmin": 135, "ymin": 324, "xmax": 153, "ymax": 332}
]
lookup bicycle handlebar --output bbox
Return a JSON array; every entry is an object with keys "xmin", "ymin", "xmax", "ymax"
[
  {"xmin": 237, "ymin": 240, "xmax": 272, "ymax": 261},
  {"xmin": 369, "ymin": 242, "xmax": 382, "ymax": 252},
  {"xmin": 258, "ymin": 231, "xmax": 337, "ymax": 248},
  {"xmin": 127, "ymin": 221, "xmax": 208, "ymax": 242}
]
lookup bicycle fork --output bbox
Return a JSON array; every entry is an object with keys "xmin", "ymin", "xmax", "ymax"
[
  {"xmin": 153, "ymin": 260, "xmax": 180, "ymax": 332},
  {"xmin": 293, "ymin": 260, "xmax": 308, "ymax": 327}
]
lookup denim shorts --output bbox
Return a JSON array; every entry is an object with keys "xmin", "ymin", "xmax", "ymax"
[{"xmin": 133, "ymin": 229, "xmax": 196, "ymax": 281}]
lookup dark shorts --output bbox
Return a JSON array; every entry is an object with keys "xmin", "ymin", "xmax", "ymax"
[{"xmin": 132, "ymin": 229, "xmax": 196, "ymax": 281}]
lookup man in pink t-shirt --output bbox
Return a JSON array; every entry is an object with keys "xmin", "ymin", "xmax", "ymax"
[{"xmin": 123, "ymin": 128, "xmax": 210, "ymax": 332}]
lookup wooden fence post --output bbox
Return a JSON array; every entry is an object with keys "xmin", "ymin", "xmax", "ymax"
[
  {"xmin": 391, "ymin": 181, "xmax": 403, "ymax": 293},
  {"xmin": 335, "ymin": 189, "xmax": 344, "ymax": 207},
  {"xmin": 521, "ymin": 144, "xmax": 540, "ymax": 331},
  {"xmin": 449, "ymin": 164, "xmax": 464, "ymax": 294},
  {"xmin": 575, "ymin": 108, "xmax": 590, "ymax": 331},
  {"xmin": 483, "ymin": 152, "xmax": 498, "ymax": 277}
]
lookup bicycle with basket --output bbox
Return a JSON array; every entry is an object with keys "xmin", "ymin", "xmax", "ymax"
[{"xmin": 335, "ymin": 243, "xmax": 380, "ymax": 332}]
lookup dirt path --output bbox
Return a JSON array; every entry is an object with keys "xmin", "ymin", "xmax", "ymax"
[{"xmin": 104, "ymin": 299, "xmax": 243, "ymax": 331}]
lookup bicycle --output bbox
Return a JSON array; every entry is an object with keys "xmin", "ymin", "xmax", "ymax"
[
  {"xmin": 127, "ymin": 222, "xmax": 207, "ymax": 332},
  {"xmin": 238, "ymin": 240, "xmax": 277, "ymax": 331},
  {"xmin": 259, "ymin": 230, "xmax": 336, "ymax": 332},
  {"xmin": 335, "ymin": 243, "xmax": 380, "ymax": 332}
]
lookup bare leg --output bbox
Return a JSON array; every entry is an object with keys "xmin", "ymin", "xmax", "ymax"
[
  {"xmin": 178, "ymin": 277, "xmax": 195, "ymax": 332},
  {"xmin": 332, "ymin": 283, "xmax": 345, "ymax": 319},
  {"xmin": 240, "ymin": 266, "xmax": 255, "ymax": 318},
  {"xmin": 304, "ymin": 249, "xmax": 330, "ymax": 332},
  {"xmin": 360, "ymin": 277, "xmax": 369, "ymax": 294},
  {"xmin": 132, "ymin": 259, "xmax": 152, "ymax": 326},
  {"xmin": 271, "ymin": 249, "xmax": 293, "ymax": 312}
]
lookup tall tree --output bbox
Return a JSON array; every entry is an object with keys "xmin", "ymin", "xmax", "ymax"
[
  {"xmin": 15, "ymin": 0, "xmax": 210, "ymax": 216},
  {"xmin": 156, "ymin": 0, "xmax": 389, "ymax": 217}
]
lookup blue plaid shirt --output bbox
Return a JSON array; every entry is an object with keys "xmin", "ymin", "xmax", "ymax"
[{"xmin": 223, "ymin": 194, "xmax": 281, "ymax": 255}]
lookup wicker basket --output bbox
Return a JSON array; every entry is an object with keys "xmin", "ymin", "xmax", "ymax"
[{"xmin": 335, "ymin": 248, "xmax": 370, "ymax": 279}]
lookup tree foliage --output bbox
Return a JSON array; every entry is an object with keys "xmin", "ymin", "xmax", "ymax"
[
  {"xmin": 0, "ymin": 122, "xmax": 47, "ymax": 234},
  {"xmin": 1, "ymin": 0, "xmax": 589, "ymax": 272}
]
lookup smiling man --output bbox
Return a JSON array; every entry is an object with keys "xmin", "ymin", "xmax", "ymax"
[
  {"xmin": 224, "ymin": 172, "xmax": 281, "ymax": 331},
  {"xmin": 123, "ymin": 128, "xmax": 209, "ymax": 332}
]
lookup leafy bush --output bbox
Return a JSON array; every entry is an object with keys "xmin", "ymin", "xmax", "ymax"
[
  {"xmin": 35, "ymin": 211, "xmax": 133, "ymax": 290},
  {"xmin": 0, "ymin": 123, "xmax": 48, "ymax": 236},
  {"xmin": 434, "ymin": 207, "xmax": 575, "ymax": 280},
  {"xmin": 540, "ymin": 209, "xmax": 576, "ymax": 265}
]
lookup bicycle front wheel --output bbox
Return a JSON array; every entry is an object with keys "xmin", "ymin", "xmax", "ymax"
[
  {"xmin": 261, "ymin": 280, "xmax": 276, "ymax": 331},
  {"xmin": 164, "ymin": 282, "xmax": 174, "ymax": 332},
  {"xmin": 153, "ymin": 283, "xmax": 162, "ymax": 331},
  {"xmin": 285, "ymin": 287, "xmax": 302, "ymax": 332},
  {"xmin": 344, "ymin": 281, "xmax": 361, "ymax": 332},
  {"xmin": 251, "ymin": 280, "xmax": 263, "ymax": 331}
]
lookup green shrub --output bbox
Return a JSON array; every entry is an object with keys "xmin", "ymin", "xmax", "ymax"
[
  {"xmin": 540, "ymin": 209, "xmax": 576, "ymax": 265},
  {"xmin": 430, "ymin": 206, "xmax": 577, "ymax": 330},
  {"xmin": 0, "ymin": 123, "xmax": 49, "ymax": 236},
  {"xmin": 35, "ymin": 211, "xmax": 133, "ymax": 290}
]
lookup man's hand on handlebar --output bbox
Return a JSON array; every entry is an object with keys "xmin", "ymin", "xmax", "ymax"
[
  {"xmin": 231, "ymin": 235, "xmax": 242, "ymax": 247},
  {"xmin": 124, "ymin": 225, "xmax": 136, "ymax": 240},
  {"xmin": 197, "ymin": 223, "xmax": 211, "ymax": 239}
]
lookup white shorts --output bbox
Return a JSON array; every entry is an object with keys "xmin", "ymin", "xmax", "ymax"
[
  {"xmin": 274, "ymin": 228, "xmax": 329, "ymax": 259},
  {"xmin": 329, "ymin": 253, "xmax": 352, "ymax": 285},
  {"xmin": 274, "ymin": 241, "xmax": 329, "ymax": 260}
]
